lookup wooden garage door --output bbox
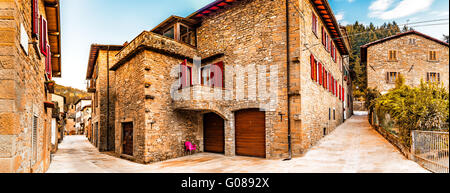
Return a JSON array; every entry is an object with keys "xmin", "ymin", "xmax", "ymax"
[
  {"xmin": 203, "ymin": 113, "xmax": 225, "ymax": 153},
  {"xmin": 235, "ymin": 109, "xmax": 266, "ymax": 158}
]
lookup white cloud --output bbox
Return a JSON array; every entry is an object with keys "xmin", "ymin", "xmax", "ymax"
[
  {"xmin": 369, "ymin": 0, "xmax": 434, "ymax": 20},
  {"xmin": 348, "ymin": 0, "xmax": 355, "ymax": 2},
  {"xmin": 335, "ymin": 12, "xmax": 345, "ymax": 21},
  {"xmin": 369, "ymin": 0, "xmax": 394, "ymax": 11}
]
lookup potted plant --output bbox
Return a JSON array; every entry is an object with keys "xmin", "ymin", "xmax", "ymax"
[{"xmin": 45, "ymin": 80, "xmax": 55, "ymax": 93}]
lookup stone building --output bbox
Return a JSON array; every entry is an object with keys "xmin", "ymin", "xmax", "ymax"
[
  {"xmin": 362, "ymin": 30, "xmax": 449, "ymax": 94},
  {"xmin": 88, "ymin": 0, "xmax": 352, "ymax": 164},
  {"xmin": 86, "ymin": 44, "xmax": 123, "ymax": 151},
  {"xmin": 65, "ymin": 104, "xmax": 76, "ymax": 135},
  {"xmin": 0, "ymin": 0, "xmax": 61, "ymax": 173},
  {"xmin": 74, "ymin": 98, "xmax": 91, "ymax": 135}
]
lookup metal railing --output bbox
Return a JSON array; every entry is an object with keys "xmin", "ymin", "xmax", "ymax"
[{"xmin": 412, "ymin": 130, "xmax": 449, "ymax": 173}]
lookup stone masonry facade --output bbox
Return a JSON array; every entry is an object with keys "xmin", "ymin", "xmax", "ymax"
[
  {"xmin": 364, "ymin": 31, "xmax": 449, "ymax": 93},
  {"xmin": 1, "ymin": 0, "xmax": 60, "ymax": 173},
  {"xmin": 87, "ymin": 47, "xmax": 121, "ymax": 152},
  {"xmin": 91, "ymin": 0, "xmax": 353, "ymax": 164}
]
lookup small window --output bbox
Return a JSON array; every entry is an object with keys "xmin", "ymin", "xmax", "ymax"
[
  {"xmin": 312, "ymin": 13, "xmax": 318, "ymax": 35},
  {"xmin": 163, "ymin": 27, "xmax": 175, "ymax": 39},
  {"xmin": 427, "ymin": 72, "xmax": 440, "ymax": 83},
  {"xmin": 388, "ymin": 50, "xmax": 397, "ymax": 61},
  {"xmin": 429, "ymin": 51, "xmax": 437, "ymax": 61},
  {"xmin": 409, "ymin": 38, "xmax": 416, "ymax": 45},
  {"xmin": 386, "ymin": 72, "xmax": 400, "ymax": 84}
]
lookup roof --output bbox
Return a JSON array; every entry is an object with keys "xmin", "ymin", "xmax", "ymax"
[
  {"xmin": 361, "ymin": 30, "xmax": 449, "ymax": 63},
  {"xmin": 74, "ymin": 97, "xmax": 91, "ymax": 106},
  {"xmin": 310, "ymin": 0, "xmax": 349, "ymax": 55},
  {"xmin": 186, "ymin": 0, "xmax": 349, "ymax": 55},
  {"xmin": 44, "ymin": 0, "xmax": 62, "ymax": 77},
  {"xmin": 86, "ymin": 44, "xmax": 124, "ymax": 79}
]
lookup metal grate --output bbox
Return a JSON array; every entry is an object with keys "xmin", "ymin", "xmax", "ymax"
[
  {"xmin": 32, "ymin": 115, "xmax": 38, "ymax": 162},
  {"xmin": 412, "ymin": 130, "xmax": 449, "ymax": 173}
]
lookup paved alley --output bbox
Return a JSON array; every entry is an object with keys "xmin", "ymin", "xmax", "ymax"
[{"xmin": 47, "ymin": 115, "xmax": 428, "ymax": 173}]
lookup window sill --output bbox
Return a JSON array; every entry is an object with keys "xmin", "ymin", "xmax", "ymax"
[
  {"xmin": 387, "ymin": 60, "xmax": 398, "ymax": 62},
  {"xmin": 427, "ymin": 60, "xmax": 440, "ymax": 63}
]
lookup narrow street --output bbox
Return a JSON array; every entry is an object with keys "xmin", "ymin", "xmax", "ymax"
[{"xmin": 47, "ymin": 115, "xmax": 428, "ymax": 173}]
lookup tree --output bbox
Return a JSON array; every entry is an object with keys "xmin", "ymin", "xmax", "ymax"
[
  {"xmin": 344, "ymin": 21, "xmax": 402, "ymax": 99},
  {"xmin": 444, "ymin": 35, "xmax": 449, "ymax": 43}
]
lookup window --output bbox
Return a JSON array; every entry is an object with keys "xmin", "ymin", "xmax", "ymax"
[
  {"xmin": 322, "ymin": 26, "xmax": 326, "ymax": 46},
  {"xmin": 386, "ymin": 72, "xmax": 400, "ymax": 84},
  {"xmin": 179, "ymin": 24, "xmax": 193, "ymax": 45},
  {"xmin": 163, "ymin": 27, "xmax": 175, "ymax": 39},
  {"xmin": 427, "ymin": 72, "xmax": 440, "ymax": 83},
  {"xmin": 312, "ymin": 13, "xmax": 318, "ymax": 35},
  {"xmin": 409, "ymin": 38, "xmax": 416, "ymax": 45},
  {"xmin": 388, "ymin": 50, "xmax": 397, "ymax": 61},
  {"xmin": 429, "ymin": 51, "xmax": 437, "ymax": 61}
]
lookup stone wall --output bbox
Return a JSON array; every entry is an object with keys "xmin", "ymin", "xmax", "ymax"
[
  {"xmin": 111, "ymin": 0, "xmax": 352, "ymax": 163},
  {"xmin": 1, "ymin": 0, "xmax": 53, "ymax": 173},
  {"xmin": 367, "ymin": 34, "xmax": 449, "ymax": 93},
  {"xmin": 91, "ymin": 49, "xmax": 120, "ymax": 151}
]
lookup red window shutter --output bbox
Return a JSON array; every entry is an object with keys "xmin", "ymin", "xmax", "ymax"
[
  {"xmin": 310, "ymin": 54, "xmax": 315, "ymax": 80},
  {"xmin": 343, "ymin": 87, "xmax": 345, "ymax": 102},
  {"xmin": 318, "ymin": 63, "xmax": 322, "ymax": 85},
  {"xmin": 322, "ymin": 27, "xmax": 325, "ymax": 46},
  {"xmin": 331, "ymin": 76, "xmax": 334, "ymax": 94},
  {"xmin": 315, "ymin": 62, "xmax": 319, "ymax": 83},
  {"xmin": 312, "ymin": 14, "xmax": 316, "ymax": 34},
  {"xmin": 46, "ymin": 45, "xmax": 52, "ymax": 80},
  {"xmin": 32, "ymin": 0, "xmax": 39, "ymax": 37},
  {"xmin": 211, "ymin": 61, "xmax": 224, "ymax": 88},
  {"xmin": 40, "ymin": 16, "xmax": 48, "ymax": 56},
  {"xmin": 179, "ymin": 60, "xmax": 188, "ymax": 89}
]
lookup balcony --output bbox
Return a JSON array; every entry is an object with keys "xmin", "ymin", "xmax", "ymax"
[
  {"xmin": 172, "ymin": 85, "xmax": 230, "ymax": 112},
  {"xmin": 87, "ymin": 79, "xmax": 96, "ymax": 93}
]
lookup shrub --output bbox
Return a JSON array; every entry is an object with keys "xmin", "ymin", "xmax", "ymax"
[{"xmin": 373, "ymin": 75, "xmax": 449, "ymax": 146}]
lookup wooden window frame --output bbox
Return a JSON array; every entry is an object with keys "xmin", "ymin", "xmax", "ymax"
[
  {"xmin": 427, "ymin": 72, "xmax": 440, "ymax": 83},
  {"xmin": 388, "ymin": 50, "xmax": 398, "ymax": 62},
  {"xmin": 428, "ymin": 51, "xmax": 438, "ymax": 61},
  {"xmin": 386, "ymin": 72, "xmax": 400, "ymax": 84}
]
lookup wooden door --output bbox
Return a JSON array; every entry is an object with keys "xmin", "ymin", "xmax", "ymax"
[
  {"xmin": 235, "ymin": 109, "xmax": 266, "ymax": 158},
  {"xmin": 122, "ymin": 122, "xmax": 133, "ymax": 156},
  {"xmin": 203, "ymin": 113, "xmax": 225, "ymax": 153}
]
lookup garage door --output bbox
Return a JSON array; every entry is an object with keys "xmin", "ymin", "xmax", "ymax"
[
  {"xmin": 203, "ymin": 113, "xmax": 225, "ymax": 153},
  {"xmin": 235, "ymin": 109, "xmax": 266, "ymax": 158}
]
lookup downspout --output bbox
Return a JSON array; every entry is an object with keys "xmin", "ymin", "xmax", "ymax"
[
  {"xmin": 283, "ymin": 0, "xmax": 292, "ymax": 161},
  {"xmin": 106, "ymin": 46, "xmax": 110, "ymax": 151}
]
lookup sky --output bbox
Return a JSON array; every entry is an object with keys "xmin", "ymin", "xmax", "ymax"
[{"xmin": 54, "ymin": 0, "xmax": 449, "ymax": 90}]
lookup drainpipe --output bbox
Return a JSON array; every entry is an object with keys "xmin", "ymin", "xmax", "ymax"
[
  {"xmin": 106, "ymin": 46, "xmax": 110, "ymax": 152},
  {"xmin": 283, "ymin": 0, "xmax": 292, "ymax": 161}
]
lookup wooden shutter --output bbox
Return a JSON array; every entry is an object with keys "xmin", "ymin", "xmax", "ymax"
[
  {"xmin": 40, "ymin": 16, "xmax": 48, "ymax": 56},
  {"xmin": 179, "ymin": 60, "xmax": 188, "ymax": 89},
  {"xmin": 32, "ymin": 0, "xmax": 39, "ymax": 38},
  {"xmin": 310, "ymin": 54, "xmax": 315, "ymax": 80},
  {"xmin": 46, "ymin": 45, "xmax": 52, "ymax": 80},
  {"xmin": 312, "ymin": 14, "xmax": 316, "ymax": 34},
  {"xmin": 211, "ymin": 61, "xmax": 224, "ymax": 88},
  {"xmin": 322, "ymin": 27, "xmax": 326, "ymax": 46},
  {"xmin": 343, "ymin": 87, "xmax": 345, "ymax": 102},
  {"xmin": 318, "ymin": 63, "xmax": 322, "ymax": 85}
]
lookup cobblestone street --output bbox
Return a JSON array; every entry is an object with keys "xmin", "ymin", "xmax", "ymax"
[{"xmin": 47, "ymin": 116, "xmax": 429, "ymax": 173}]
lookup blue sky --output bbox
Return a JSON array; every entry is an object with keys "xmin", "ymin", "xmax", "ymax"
[{"xmin": 54, "ymin": 0, "xmax": 449, "ymax": 90}]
